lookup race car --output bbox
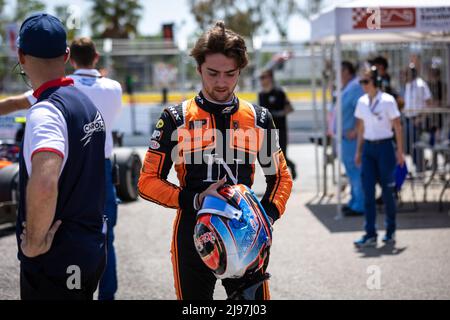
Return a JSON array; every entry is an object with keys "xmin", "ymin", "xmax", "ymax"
[
  {"xmin": 0, "ymin": 140, "xmax": 20, "ymax": 224},
  {"xmin": 0, "ymin": 116, "xmax": 142, "ymax": 224},
  {"xmin": 111, "ymin": 145, "xmax": 143, "ymax": 202}
]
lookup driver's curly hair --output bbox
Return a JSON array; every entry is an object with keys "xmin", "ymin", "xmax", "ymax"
[{"xmin": 190, "ymin": 21, "xmax": 248, "ymax": 69}]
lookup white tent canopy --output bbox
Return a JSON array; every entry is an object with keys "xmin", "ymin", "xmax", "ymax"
[
  {"xmin": 311, "ymin": 0, "xmax": 450, "ymax": 42},
  {"xmin": 309, "ymin": 0, "xmax": 450, "ymax": 218}
]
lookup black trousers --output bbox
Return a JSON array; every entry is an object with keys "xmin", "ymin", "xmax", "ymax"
[
  {"xmin": 20, "ymin": 258, "xmax": 105, "ymax": 300},
  {"xmin": 171, "ymin": 209, "xmax": 270, "ymax": 300},
  {"xmin": 273, "ymin": 117, "xmax": 296, "ymax": 177}
]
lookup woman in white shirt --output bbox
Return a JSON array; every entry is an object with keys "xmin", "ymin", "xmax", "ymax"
[{"xmin": 354, "ymin": 66, "xmax": 405, "ymax": 247}]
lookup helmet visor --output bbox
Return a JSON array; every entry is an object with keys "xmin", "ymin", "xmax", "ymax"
[{"xmin": 197, "ymin": 195, "xmax": 242, "ymax": 220}]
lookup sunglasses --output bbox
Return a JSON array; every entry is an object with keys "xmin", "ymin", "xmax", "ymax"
[
  {"xmin": 359, "ymin": 79, "xmax": 371, "ymax": 85},
  {"xmin": 12, "ymin": 62, "xmax": 32, "ymax": 89}
]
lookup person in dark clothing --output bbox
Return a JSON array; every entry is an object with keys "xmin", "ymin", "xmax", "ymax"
[
  {"xmin": 258, "ymin": 69, "xmax": 297, "ymax": 180},
  {"xmin": 125, "ymin": 74, "xmax": 134, "ymax": 95},
  {"xmin": 429, "ymin": 66, "xmax": 443, "ymax": 105},
  {"xmin": 370, "ymin": 56, "xmax": 395, "ymax": 97},
  {"xmin": 370, "ymin": 56, "xmax": 405, "ymax": 110},
  {"xmin": 125, "ymin": 74, "xmax": 139, "ymax": 134},
  {"xmin": 138, "ymin": 21, "xmax": 293, "ymax": 300},
  {"xmin": 16, "ymin": 13, "xmax": 106, "ymax": 300}
]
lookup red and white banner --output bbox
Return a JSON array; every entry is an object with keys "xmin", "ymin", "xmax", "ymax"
[
  {"xmin": 5, "ymin": 23, "xmax": 18, "ymax": 57},
  {"xmin": 352, "ymin": 7, "xmax": 416, "ymax": 29}
]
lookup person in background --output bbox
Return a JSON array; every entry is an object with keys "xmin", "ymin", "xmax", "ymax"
[
  {"xmin": 15, "ymin": 13, "xmax": 106, "ymax": 299},
  {"xmin": 354, "ymin": 66, "xmax": 405, "ymax": 247},
  {"xmin": 334, "ymin": 61, "xmax": 365, "ymax": 216},
  {"xmin": 428, "ymin": 66, "xmax": 443, "ymax": 107},
  {"xmin": 427, "ymin": 65, "xmax": 443, "ymax": 145},
  {"xmin": 1, "ymin": 37, "xmax": 123, "ymax": 300},
  {"xmin": 370, "ymin": 56, "xmax": 395, "ymax": 97},
  {"xmin": 403, "ymin": 62, "xmax": 432, "ymax": 172},
  {"xmin": 370, "ymin": 56, "xmax": 404, "ymax": 110},
  {"xmin": 162, "ymin": 87, "xmax": 169, "ymax": 105},
  {"xmin": 125, "ymin": 74, "xmax": 134, "ymax": 97},
  {"xmin": 258, "ymin": 69, "xmax": 297, "ymax": 180},
  {"xmin": 125, "ymin": 74, "xmax": 139, "ymax": 135}
]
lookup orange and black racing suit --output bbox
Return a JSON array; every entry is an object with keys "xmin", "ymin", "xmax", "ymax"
[{"xmin": 138, "ymin": 92, "xmax": 293, "ymax": 300}]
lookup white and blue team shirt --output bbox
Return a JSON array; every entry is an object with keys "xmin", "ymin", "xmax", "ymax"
[
  {"xmin": 23, "ymin": 100, "xmax": 68, "ymax": 176},
  {"xmin": 354, "ymin": 90, "xmax": 401, "ymax": 141},
  {"xmin": 18, "ymin": 78, "xmax": 107, "ymax": 277},
  {"xmin": 26, "ymin": 69, "xmax": 122, "ymax": 158}
]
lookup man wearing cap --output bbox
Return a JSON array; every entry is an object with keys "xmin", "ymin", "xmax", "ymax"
[
  {"xmin": 15, "ymin": 13, "xmax": 106, "ymax": 300},
  {"xmin": 1, "ymin": 37, "xmax": 122, "ymax": 300}
]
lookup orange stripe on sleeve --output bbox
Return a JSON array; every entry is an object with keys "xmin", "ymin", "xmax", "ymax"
[
  {"xmin": 270, "ymin": 150, "xmax": 293, "ymax": 217},
  {"xmin": 171, "ymin": 210, "xmax": 183, "ymax": 299},
  {"xmin": 137, "ymin": 150, "xmax": 181, "ymax": 208}
]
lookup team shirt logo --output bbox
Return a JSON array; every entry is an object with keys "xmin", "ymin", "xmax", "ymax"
[
  {"xmin": 194, "ymin": 231, "xmax": 216, "ymax": 251},
  {"xmin": 168, "ymin": 105, "xmax": 182, "ymax": 122},
  {"xmin": 149, "ymin": 140, "xmax": 160, "ymax": 150},
  {"xmin": 151, "ymin": 130, "xmax": 163, "ymax": 141},
  {"xmin": 221, "ymin": 106, "xmax": 235, "ymax": 114},
  {"xmin": 260, "ymin": 108, "xmax": 267, "ymax": 124},
  {"xmin": 81, "ymin": 111, "xmax": 105, "ymax": 147},
  {"xmin": 269, "ymin": 95, "xmax": 276, "ymax": 104},
  {"xmin": 156, "ymin": 119, "xmax": 164, "ymax": 129},
  {"xmin": 188, "ymin": 119, "xmax": 209, "ymax": 130}
]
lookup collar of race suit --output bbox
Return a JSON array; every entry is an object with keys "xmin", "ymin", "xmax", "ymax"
[{"xmin": 195, "ymin": 91, "xmax": 239, "ymax": 116}]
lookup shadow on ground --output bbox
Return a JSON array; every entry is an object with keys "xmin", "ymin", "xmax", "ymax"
[
  {"xmin": 354, "ymin": 243, "xmax": 408, "ymax": 258},
  {"xmin": 305, "ymin": 195, "xmax": 450, "ymax": 233}
]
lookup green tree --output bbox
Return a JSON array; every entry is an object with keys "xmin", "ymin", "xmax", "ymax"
[
  {"xmin": 265, "ymin": 0, "xmax": 297, "ymax": 40},
  {"xmin": 0, "ymin": 0, "xmax": 7, "ymax": 41},
  {"xmin": 189, "ymin": 0, "xmax": 264, "ymax": 38},
  {"xmin": 89, "ymin": 0, "xmax": 143, "ymax": 39},
  {"xmin": 268, "ymin": 0, "xmax": 324, "ymax": 40},
  {"xmin": 0, "ymin": 0, "xmax": 46, "ymax": 45},
  {"xmin": 297, "ymin": 0, "xmax": 324, "ymax": 20},
  {"xmin": 14, "ymin": 0, "xmax": 46, "ymax": 22},
  {"xmin": 0, "ymin": 0, "xmax": 8, "ymax": 91},
  {"xmin": 0, "ymin": 0, "xmax": 6, "ymax": 19},
  {"xmin": 189, "ymin": 0, "xmax": 324, "ymax": 40}
]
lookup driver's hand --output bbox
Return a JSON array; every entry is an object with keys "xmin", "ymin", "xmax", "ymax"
[{"xmin": 198, "ymin": 176, "xmax": 227, "ymax": 207}]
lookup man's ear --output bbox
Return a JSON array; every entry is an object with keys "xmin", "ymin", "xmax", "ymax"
[
  {"xmin": 69, "ymin": 58, "xmax": 77, "ymax": 69},
  {"xmin": 93, "ymin": 52, "xmax": 100, "ymax": 66},
  {"xmin": 17, "ymin": 49, "xmax": 26, "ymax": 64},
  {"xmin": 63, "ymin": 47, "xmax": 71, "ymax": 64},
  {"xmin": 196, "ymin": 65, "xmax": 202, "ymax": 76}
]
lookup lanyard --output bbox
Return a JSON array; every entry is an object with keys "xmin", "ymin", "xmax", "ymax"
[
  {"xmin": 369, "ymin": 94, "xmax": 380, "ymax": 116},
  {"xmin": 369, "ymin": 98, "xmax": 380, "ymax": 115},
  {"xmin": 75, "ymin": 73, "xmax": 103, "ymax": 78},
  {"xmin": 368, "ymin": 92, "xmax": 383, "ymax": 121}
]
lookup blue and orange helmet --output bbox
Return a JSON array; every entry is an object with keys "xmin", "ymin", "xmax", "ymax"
[{"xmin": 193, "ymin": 184, "xmax": 272, "ymax": 279}]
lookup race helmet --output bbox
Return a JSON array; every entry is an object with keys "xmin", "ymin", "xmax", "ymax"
[{"xmin": 193, "ymin": 184, "xmax": 272, "ymax": 280}]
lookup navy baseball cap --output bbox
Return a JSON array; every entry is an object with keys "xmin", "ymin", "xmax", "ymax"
[{"xmin": 17, "ymin": 13, "xmax": 67, "ymax": 59}]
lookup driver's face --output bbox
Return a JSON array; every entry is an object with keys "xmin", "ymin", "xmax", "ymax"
[{"xmin": 198, "ymin": 53, "xmax": 240, "ymax": 103}]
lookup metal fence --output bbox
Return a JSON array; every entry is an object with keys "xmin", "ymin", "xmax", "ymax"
[
  {"xmin": 313, "ymin": 41, "xmax": 450, "ymax": 208},
  {"xmin": 401, "ymin": 108, "xmax": 450, "ymax": 209},
  {"xmin": 0, "ymin": 39, "xmax": 321, "ymax": 94}
]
